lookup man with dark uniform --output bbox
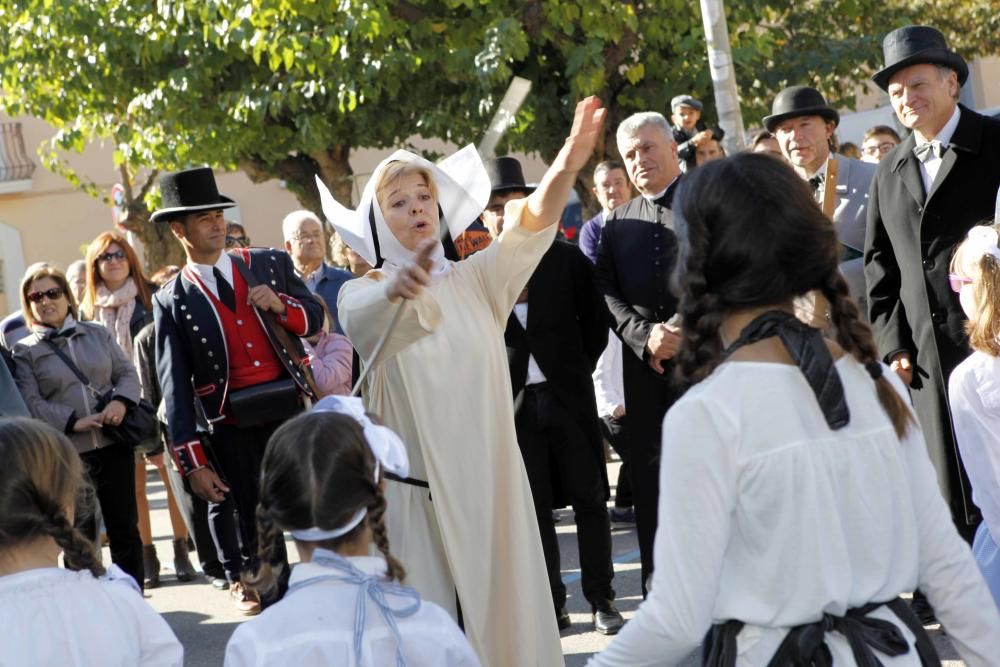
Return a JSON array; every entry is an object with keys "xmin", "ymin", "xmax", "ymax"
[{"xmin": 152, "ymin": 167, "xmax": 322, "ymax": 614}]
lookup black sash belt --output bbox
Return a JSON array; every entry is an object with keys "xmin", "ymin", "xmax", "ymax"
[
  {"xmin": 703, "ymin": 598, "xmax": 939, "ymax": 666},
  {"xmin": 384, "ymin": 471, "xmax": 430, "ymax": 489}
]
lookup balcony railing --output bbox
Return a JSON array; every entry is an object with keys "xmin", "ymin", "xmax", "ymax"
[{"xmin": 0, "ymin": 122, "xmax": 35, "ymax": 185}]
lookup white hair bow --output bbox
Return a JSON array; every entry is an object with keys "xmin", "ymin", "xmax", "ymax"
[{"xmin": 966, "ymin": 226, "xmax": 1000, "ymax": 262}]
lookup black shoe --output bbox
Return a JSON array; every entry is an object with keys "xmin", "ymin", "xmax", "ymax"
[
  {"xmin": 556, "ymin": 607, "xmax": 571, "ymax": 630},
  {"xmin": 592, "ymin": 600, "xmax": 624, "ymax": 635},
  {"xmin": 609, "ymin": 506, "xmax": 635, "ymax": 524},
  {"xmin": 910, "ymin": 590, "xmax": 938, "ymax": 626}
]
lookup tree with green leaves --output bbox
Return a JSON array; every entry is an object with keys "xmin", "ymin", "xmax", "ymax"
[{"xmin": 0, "ymin": 1, "xmax": 994, "ymax": 269}]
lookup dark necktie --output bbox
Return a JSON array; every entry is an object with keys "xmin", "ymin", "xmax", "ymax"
[
  {"xmin": 213, "ymin": 267, "xmax": 237, "ymax": 312},
  {"xmin": 808, "ymin": 174, "xmax": 824, "ymax": 193}
]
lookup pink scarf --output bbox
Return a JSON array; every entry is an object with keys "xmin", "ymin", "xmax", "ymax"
[{"xmin": 93, "ymin": 277, "xmax": 138, "ymax": 358}]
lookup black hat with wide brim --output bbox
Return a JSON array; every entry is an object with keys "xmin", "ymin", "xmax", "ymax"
[
  {"xmin": 150, "ymin": 167, "xmax": 237, "ymax": 223},
  {"xmin": 763, "ymin": 86, "xmax": 840, "ymax": 133},
  {"xmin": 872, "ymin": 25, "xmax": 968, "ymax": 92},
  {"xmin": 484, "ymin": 157, "xmax": 536, "ymax": 195}
]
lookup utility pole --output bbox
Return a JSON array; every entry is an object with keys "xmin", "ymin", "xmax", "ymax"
[{"xmin": 700, "ymin": 0, "xmax": 746, "ymax": 153}]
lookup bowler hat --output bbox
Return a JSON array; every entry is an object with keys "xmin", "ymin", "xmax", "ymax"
[
  {"xmin": 485, "ymin": 157, "xmax": 536, "ymax": 195},
  {"xmin": 871, "ymin": 25, "xmax": 968, "ymax": 91},
  {"xmin": 670, "ymin": 95, "xmax": 703, "ymax": 111},
  {"xmin": 762, "ymin": 86, "xmax": 840, "ymax": 133},
  {"xmin": 151, "ymin": 167, "xmax": 237, "ymax": 223}
]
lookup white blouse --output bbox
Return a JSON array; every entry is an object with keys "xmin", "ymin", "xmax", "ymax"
[
  {"xmin": 949, "ymin": 350, "xmax": 1000, "ymax": 541},
  {"xmin": 224, "ymin": 555, "xmax": 481, "ymax": 667},
  {"xmin": 0, "ymin": 566, "xmax": 182, "ymax": 667},
  {"xmin": 589, "ymin": 357, "xmax": 1000, "ymax": 666}
]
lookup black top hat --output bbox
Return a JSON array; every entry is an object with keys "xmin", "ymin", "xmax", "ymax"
[
  {"xmin": 871, "ymin": 25, "xmax": 968, "ymax": 91},
  {"xmin": 762, "ymin": 86, "xmax": 840, "ymax": 133},
  {"xmin": 150, "ymin": 167, "xmax": 237, "ymax": 223},
  {"xmin": 484, "ymin": 157, "xmax": 536, "ymax": 195}
]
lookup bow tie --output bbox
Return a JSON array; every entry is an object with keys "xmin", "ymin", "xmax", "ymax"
[
  {"xmin": 808, "ymin": 174, "xmax": 824, "ymax": 193},
  {"xmin": 913, "ymin": 140, "xmax": 944, "ymax": 163}
]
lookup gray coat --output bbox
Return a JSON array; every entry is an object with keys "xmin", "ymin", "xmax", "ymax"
[
  {"xmin": 864, "ymin": 105, "xmax": 1000, "ymax": 528},
  {"xmin": 828, "ymin": 154, "xmax": 876, "ymax": 319},
  {"xmin": 13, "ymin": 319, "xmax": 141, "ymax": 453}
]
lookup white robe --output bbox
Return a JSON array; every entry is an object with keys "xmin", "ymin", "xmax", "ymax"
[{"xmin": 339, "ymin": 200, "xmax": 564, "ymax": 667}]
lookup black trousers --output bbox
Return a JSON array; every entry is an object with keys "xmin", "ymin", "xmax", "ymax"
[
  {"xmin": 600, "ymin": 415, "xmax": 632, "ymax": 508},
  {"xmin": 515, "ymin": 383, "xmax": 614, "ymax": 610},
  {"xmin": 79, "ymin": 445, "xmax": 143, "ymax": 587},
  {"xmin": 208, "ymin": 421, "xmax": 288, "ymax": 590}
]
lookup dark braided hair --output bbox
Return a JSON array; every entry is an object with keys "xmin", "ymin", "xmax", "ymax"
[
  {"xmin": 671, "ymin": 153, "xmax": 913, "ymax": 436},
  {"xmin": 247, "ymin": 411, "xmax": 406, "ymax": 594},
  {"xmin": 0, "ymin": 418, "xmax": 104, "ymax": 577}
]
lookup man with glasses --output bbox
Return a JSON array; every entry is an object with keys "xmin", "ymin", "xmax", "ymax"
[
  {"xmin": 282, "ymin": 210, "xmax": 352, "ymax": 334},
  {"xmin": 860, "ymin": 125, "xmax": 902, "ymax": 164}
]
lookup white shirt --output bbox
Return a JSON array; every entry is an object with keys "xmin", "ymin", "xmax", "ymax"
[
  {"xmin": 512, "ymin": 302, "xmax": 547, "ymax": 386},
  {"xmin": 592, "ymin": 333, "xmax": 625, "ymax": 418},
  {"xmin": 949, "ymin": 350, "xmax": 1000, "ymax": 542},
  {"xmin": 589, "ymin": 356, "xmax": 1000, "ymax": 666},
  {"xmin": 224, "ymin": 555, "xmax": 480, "ymax": 667},
  {"xmin": 187, "ymin": 252, "xmax": 234, "ymax": 301},
  {"xmin": 0, "ymin": 566, "xmax": 183, "ymax": 667},
  {"xmin": 915, "ymin": 105, "xmax": 961, "ymax": 197}
]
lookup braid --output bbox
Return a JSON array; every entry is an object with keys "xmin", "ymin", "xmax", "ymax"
[
  {"xmin": 821, "ymin": 270, "xmax": 913, "ymax": 439},
  {"xmin": 368, "ymin": 484, "xmax": 406, "ymax": 582},
  {"xmin": 673, "ymin": 218, "xmax": 726, "ymax": 388},
  {"xmin": 244, "ymin": 504, "xmax": 285, "ymax": 595},
  {"xmin": 29, "ymin": 486, "xmax": 104, "ymax": 577}
]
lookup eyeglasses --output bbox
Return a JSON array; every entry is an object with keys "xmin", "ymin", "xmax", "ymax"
[
  {"xmin": 948, "ymin": 273, "xmax": 973, "ymax": 293},
  {"xmin": 97, "ymin": 250, "xmax": 127, "ymax": 263},
  {"xmin": 862, "ymin": 141, "xmax": 896, "ymax": 156},
  {"xmin": 26, "ymin": 287, "xmax": 65, "ymax": 303},
  {"xmin": 290, "ymin": 232, "xmax": 323, "ymax": 243},
  {"xmin": 225, "ymin": 236, "xmax": 248, "ymax": 248}
]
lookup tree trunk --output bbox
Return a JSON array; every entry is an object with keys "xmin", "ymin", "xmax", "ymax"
[{"xmin": 699, "ymin": 0, "xmax": 747, "ymax": 153}]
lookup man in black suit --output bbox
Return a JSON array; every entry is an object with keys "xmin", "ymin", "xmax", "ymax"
[
  {"xmin": 482, "ymin": 157, "xmax": 623, "ymax": 635},
  {"xmin": 865, "ymin": 26, "xmax": 1000, "ymax": 553},
  {"xmin": 152, "ymin": 168, "xmax": 322, "ymax": 614},
  {"xmin": 595, "ymin": 111, "xmax": 683, "ymax": 596}
]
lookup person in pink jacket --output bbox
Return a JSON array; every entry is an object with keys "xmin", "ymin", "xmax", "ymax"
[{"xmin": 302, "ymin": 298, "xmax": 353, "ymax": 397}]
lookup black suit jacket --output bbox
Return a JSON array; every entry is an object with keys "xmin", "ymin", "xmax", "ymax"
[
  {"xmin": 865, "ymin": 105, "xmax": 1000, "ymax": 525},
  {"xmin": 154, "ymin": 248, "xmax": 321, "ymax": 472},
  {"xmin": 593, "ymin": 183, "xmax": 683, "ymax": 456}
]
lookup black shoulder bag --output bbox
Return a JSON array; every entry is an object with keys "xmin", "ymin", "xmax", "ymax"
[{"xmin": 43, "ymin": 339, "xmax": 159, "ymax": 451}]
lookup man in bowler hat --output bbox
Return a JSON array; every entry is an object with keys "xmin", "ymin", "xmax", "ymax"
[
  {"xmin": 865, "ymin": 26, "xmax": 1000, "ymax": 568},
  {"xmin": 764, "ymin": 86, "xmax": 875, "ymax": 318},
  {"xmin": 152, "ymin": 167, "xmax": 322, "ymax": 613}
]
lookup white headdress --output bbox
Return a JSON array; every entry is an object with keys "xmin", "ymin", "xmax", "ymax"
[
  {"xmin": 289, "ymin": 396, "xmax": 410, "ymax": 542},
  {"xmin": 316, "ymin": 145, "xmax": 491, "ymax": 276},
  {"xmin": 966, "ymin": 226, "xmax": 1000, "ymax": 263}
]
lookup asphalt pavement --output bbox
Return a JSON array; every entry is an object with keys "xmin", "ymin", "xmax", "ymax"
[{"xmin": 133, "ymin": 458, "xmax": 964, "ymax": 666}]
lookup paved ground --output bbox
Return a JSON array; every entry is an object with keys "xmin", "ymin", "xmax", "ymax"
[{"xmin": 133, "ymin": 458, "xmax": 964, "ymax": 666}]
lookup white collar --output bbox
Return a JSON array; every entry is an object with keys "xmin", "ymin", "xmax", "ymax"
[
  {"xmin": 641, "ymin": 175, "xmax": 679, "ymax": 203},
  {"xmin": 916, "ymin": 105, "xmax": 961, "ymax": 147},
  {"xmin": 187, "ymin": 252, "xmax": 233, "ymax": 285},
  {"xmin": 317, "ymin": 145, "xmax": 490, "ymax": 279},
  {"xmin": 289, "ymin": 553, "xmax": 388, "ymax": 586}
]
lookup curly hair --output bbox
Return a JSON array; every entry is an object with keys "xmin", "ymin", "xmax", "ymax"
[
  {"xmin": 0, "ymin": 418, "xmax": 104, "ymax": 577},
  {"xmin": 246, "ymin": 411, "xmax": 405, "ymax": 595},
  {"xmin": 951, "ymin": 222, "xmax": 1000, "ymax": 357},
  {"xmin": 671, "ymin": 153, "xmax": 913, "ymax": 438}
]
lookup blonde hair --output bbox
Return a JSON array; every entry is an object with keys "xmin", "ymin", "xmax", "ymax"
[
  {"xmin": 80, "ymin": 231, "xmax": 152, "ymax": 320},
  {"xmin": 951, "ymin": 222, "xmax": 1000, "ymax": 356},
  {"xmin": 329, "ymin": 230, "xmax": 351, "ymax": 269},
  {"xmin": 20, "ymin": 265, "xmax": 77, "ymax": 327},
  {"xmin": 374, "ymin": 162, "xmax": 438, "ymax": 211}
]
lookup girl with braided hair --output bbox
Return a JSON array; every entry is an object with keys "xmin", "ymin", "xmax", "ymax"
[
  {"xmin": 225, "ymin": 397, "xmax": 479, "ymax": 667},
  {"xmin": 947, "ymin": 222, "xmax": 1000, "ymax": 609},
  {"xmin": 589, "ymin": 153, "xmax": 1000, "ymax": 666},
  {"xmin": 0, "ymin": 417, "xmax": 182, "ymax": 666}
]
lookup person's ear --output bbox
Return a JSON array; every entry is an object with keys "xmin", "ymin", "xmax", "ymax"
[{"xmin": 169, "ymin": 221, "xmax": 186, "ymax": 241}]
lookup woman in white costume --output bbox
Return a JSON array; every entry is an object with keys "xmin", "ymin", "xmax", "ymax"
[
  {"xmin": 588, "ymin": 154, "xmax": 1000, "ymax": 666},
  {"xmin": 319, "ymin": 97, "xmax": 605, "ymax": 666}
]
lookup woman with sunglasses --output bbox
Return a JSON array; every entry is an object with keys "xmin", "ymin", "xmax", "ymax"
[
  {"xmin": 79, "ymin": 232, "xmax": 196, "ymax": 588},
  {"xmin": 11, "ymin": 264, "xmax": 145, "ymax": 587}
]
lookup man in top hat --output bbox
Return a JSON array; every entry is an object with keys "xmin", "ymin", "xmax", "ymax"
[
  {"xmin": 481, "ymin": 156, "xmax": 623, "ymax": 634},
  {"xmin": 670, "ymin": 95, "xmax": 725, "ymax": 172},
  {"xmin": 594, "ymin": 111, "xmax": 684, "ymax": 597},
  {"xmin": 152, "ymin": 167, "xmax": 322, "ymax": 613},
  {"xmin": 865, "ymin": 26, "xmax": 1000, "ymax": 555},
  {"xmin": 450, "ymin": 157, "xmax": 535, "ymax": 260},
  {"xmin": 764, "ymin": 86, "xmax": 876, "ymax": 318}
]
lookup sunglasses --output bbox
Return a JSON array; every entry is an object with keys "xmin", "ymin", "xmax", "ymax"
[
  {"xmin": 225, "ymin": 236, "xmax": 248, "ymax": 248},
  {"xmin": 27, "ymin": 287, "xmax": 65, "ymax": 303},
  {"xmin": 97, "ymin": 250, "xmax": 127, "ymax": 263},
  {"xmin": 948, "ymin": 273, "xmax": 973, "ymax": 293}
]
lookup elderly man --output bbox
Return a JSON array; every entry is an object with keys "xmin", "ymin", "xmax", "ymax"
[
  {"xmin": 764, "ymin": 86, "xmax": 876, "ymax": 317},
  {"xmin": 865, "ymin": 25, "xmax": 1000, "ymax": 557},
  {"xmin": 282, "ymin": 210, "xmax": 353, "ymax": 334},
  {"xmin": 579, "ymin": 160, "xmax": 633, "ymax": 264},
  {"xmin": 594, "ymin": 112, "xmax": 684, "ymax": 596}
]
